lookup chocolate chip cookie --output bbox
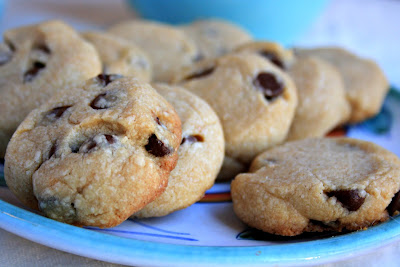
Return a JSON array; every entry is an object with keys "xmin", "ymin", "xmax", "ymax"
[
  {"xmin": 286, "ymin": 56, "xmax": 350, "ymax": 140},
  {"xmin": 172, "ymin": 53, "xmax": 297, "ymax": 180},
  {"xmin": 181, "ymin": 19, "xmax": 253, "ymax": 61},
  {"xmin": 235, "ymin": 41, "xmax": 294, "ymax": 70},
  {"xmin": 294, "ymin": 47, "xmax": 389, "ymax": 123},
  {"xmin": 231, "ymin": 138, "xmax": 400, "ymax": 236},
  {"xmin": 82, "ymin": 31, "xmax": 152, "ymax": 82},
  {"xmin": 4, "ymin": 74, "xmax": 182, "ymax": 227},
  {"xmin": 134, "ymin": 83, "xmax": 224, "ymax": 218},
  {"xmin": 108, "ymin": 20, "xmax": 197, "ymax": 82},
  {"xmin": 0, "ymin": 20, "xmax": 102, "ymax": 158}
]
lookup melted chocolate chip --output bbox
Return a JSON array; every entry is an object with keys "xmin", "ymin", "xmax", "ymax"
[
  {"xmin": 156, "ymin": 117, "xmax": 161, "ymax": 125},
  {"xmin": 184, "ymin": 67, "xmax": 214, "ymax": 81},
  {"xmin": 181, "ymin": 135, "xmax": 204, "ymax": 145},
  {"xmin": 253, "ymin": 72, "xmax": 284, "ymax": 101},
  {"xmin": 104, "ymin": 134, "xmax": 116, "ymax": 144},
  {"xmin": 259, "ymin": 51, "xmax": 284, "ymax": 69},
  {"xmin": 145, "ymin": 134, "xmax": 171, "ymax": 157},
  {"xmin": 96, "ymin": 74, "xmax": 123, "ymax": 86},
  {"xmin": 327, "ymin": 189, "xmax": 365, "ymax": 211},
  {"xmin": 387, "ymin": 191, "xmax": 400, "ymax": 216},
  {"xmin": 24, "ymin": 61, "xmax": 46, "ymax": 83},
  {"xmin": 90, "ymin": 92, "xmax": 118, "ymax": 109},
  {"xmin": 45, "ymin": 106, "xmax": 71, "ymax": 120}
]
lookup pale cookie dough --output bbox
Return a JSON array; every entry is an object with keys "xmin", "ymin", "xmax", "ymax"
[
  {"xmin": 134, "ymin": 83, "xmax": 224, "ymax": 218},
  {"xmin": 172, "ymin": 53, "xmax": 297, "ymax": 180},
  {"xmin": 0, "ymin": 20, "xmax": 101, "ymax": 158},
  {"xmin": 231, "ymin": 138, "xmax": 400, "ymax": 236},
  {"xmin": 286, "ymin": 56, "xmax": 351, "ymax": 140},
  {"xmin": 5, "ymin": 74, "xmax": 182, "ymax": 227},
  {"xmin": 294, "ymin": 47, "xmax": 389, "ymax": 123},
  {"xmin": 181, "ymin": 19, "xmax": 252, "ymax": 61},
  {"xmin": 82, "ymin": 31, "xmax": 152, "ymax": 82},
  {"xmin": 235, "ymin": 41, "xmax": 294, "ymax": 70},
  {"xmin": 108, "ymin": 20, "xmax": 197, "ymax": 82}
]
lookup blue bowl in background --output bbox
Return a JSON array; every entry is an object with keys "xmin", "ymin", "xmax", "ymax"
[{"xmin": 126, "ymin": 0, "xmax": 329, "ymax": 46}]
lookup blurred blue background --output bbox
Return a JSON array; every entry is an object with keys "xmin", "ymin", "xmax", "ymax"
[{"xmin": 127, "ymin": 0, "xmax": 329, "ymax": 46}]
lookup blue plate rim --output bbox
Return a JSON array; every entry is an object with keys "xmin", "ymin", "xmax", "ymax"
[{"xmin": 1, "ymin": 199, "xmax": 400, "ymax": 266}]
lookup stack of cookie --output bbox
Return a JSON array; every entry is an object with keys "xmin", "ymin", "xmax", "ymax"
[{"xmin": 1, "ymin": 19, "xmax": 399, "ymax": 236}]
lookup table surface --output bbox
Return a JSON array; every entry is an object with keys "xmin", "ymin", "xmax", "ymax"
[{"xmin": 1, "ymin": 0, "xmax": 400, "ymax": 266}]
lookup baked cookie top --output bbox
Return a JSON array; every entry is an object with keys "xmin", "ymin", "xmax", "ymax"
[
  {"xmin": 181, "ymin": 19, "xmax": 252, "ymax": 61},
  {"xmin": 5, "ymin": 74, "xmax": 181, "ymax": 227},
  {"xmin": 287, "ymin": 56, "xmax": 350, "ymax": 140},
  {"xmin": 82, "ymin": 31, "xmax": 152, "ymax": 82},
  {"xmin": 173, "ymin": 53, "xmax": 297, "ymax": 166},
  {"xmin": 108, "ymin": 20, "xmax": 197, "ymax": 82},
  {"xmin": 294, "ymin": 47, "xmax": 388, "ymax": 123},
  {"xmin": 232, "ymin": 138, "xmax": 400, "ymax": 236},
  {"xmin": 0, "ymin": 20, "xmax": 101, "ymax": 158},
  {"xmin": 134, "ymin": 83, "xmax": 224, "ymax": 218}
]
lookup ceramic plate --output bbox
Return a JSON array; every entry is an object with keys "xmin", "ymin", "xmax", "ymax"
[{"xmin": 0, "ymin": 88, "xmax": 399, "ymax": 266}]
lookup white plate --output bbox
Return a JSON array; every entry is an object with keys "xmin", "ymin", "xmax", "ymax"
[{"xmin": 0, "ymin": 88, "xmax": 399, "ymax": 266}]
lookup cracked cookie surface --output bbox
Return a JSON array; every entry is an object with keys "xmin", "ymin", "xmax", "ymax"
[
  {"xmin": 0, "ymin": 20, "xmax": 101, "ymax": 158},
  {"xmin": 231, "ymin": 138, "xmax": 400, "ymax": 236},
  {"xmin": 5, "ymin": 75, "xmax": 181, "ymax": 227}
]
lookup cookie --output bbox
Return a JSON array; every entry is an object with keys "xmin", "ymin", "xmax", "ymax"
[
  {"xmin": 0, "ymin": 20, "xmax": 101, "ymax": 158},
  {"xmin": 172, "ymin": 53, "xmax": 297, "ymax": 180},
  {"xmin": 4, "ymin": 74, "xmax": 182, "ymax": 227},
  {"xmin": 235, "ymin": 41, "xmax": 294, "ymax": 70},
  {"xmin": 134, "ymin": 83, "xmax": 224, "ymax": 218},
  {"xmin": 286, "ymin": 56, "xmax": 351, "ymax": 140},
  {"xmin": 108, "ymin": 20, "xmax": 197, "ymax": 82},
  {"xmin": 294, "ymin": 47, "xmax": 389, "ymax": 123},
  {"xmin": 82, "ymin": 31, "xmax": 152, "ymax": 82},
  {"xmin": 231, "ymin": 138, "xmax": 400, "ymax": 236},
  {"xmin": 181, "ymin": 19, "xmax": 252, "ymax": 61}
]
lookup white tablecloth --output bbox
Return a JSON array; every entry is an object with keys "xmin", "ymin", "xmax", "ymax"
[{"xmin": 1, "ymin": 0, "xmax": 399, "ymax": 266}]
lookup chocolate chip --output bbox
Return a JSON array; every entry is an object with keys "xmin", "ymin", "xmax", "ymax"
[
  {"xmin": 253, "ymin": 72, "xmax": 284, "ymax": 101},
  {"xmin": 104, "ymin": 134, "xmax": 116, "ymax": 144},
  {"xmin": 387, "ymin": 191, "xmax": 400, "ymax": 216},
  {"xmin": 45, "ymin": 106, "xmax": 71, "ymax": 120},
  {"xmin": 184, "ymin": 67, "xmax": 214, "ymax": 81},
  {"xmin": 96, "ymin": 74, "xmax": 123, "ymax": 86},
  {"xmin": 0, "ymin": 51, "xmax": 12, "ymax": 66},
  {"xmin": 145, "ymin": 134, "xmax": 171, "ymax": 157},
  {"xmin": 327, "ymin": 189, "xmax": 365, "ymax": 211},
  {"xmin": 155, "ymin": 117, "xmax": 161, "ymax": 125},
  {"xmin": 181, "ymin": 135, "xmax": 204, "ymax": 145},
  {"xmin": 24, "ymin": 61, "xmax": 46, "ymax": 83},
  {"xmin": 90, "ymin": 92, "xmax": 118, "ymax": 109},
  {"xmin": 259, "ymin": 51, "xmax": 284, "ymax": 69}
]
